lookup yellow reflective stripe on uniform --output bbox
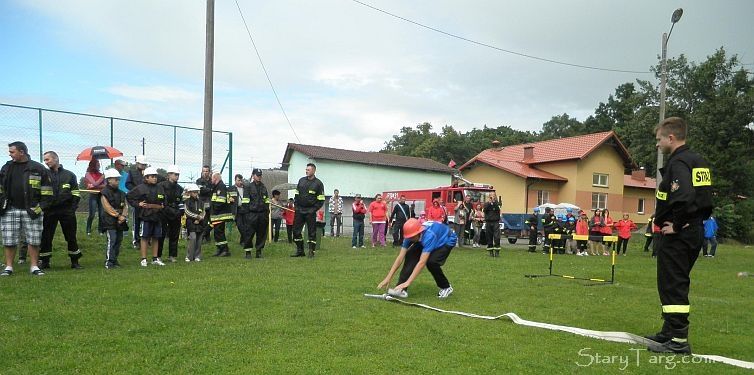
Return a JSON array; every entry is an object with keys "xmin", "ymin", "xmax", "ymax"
[
  {"xmin": 211, "ymin": 195, "xmax": 227, "ymax": 203},
  {"xmin": 671, "ymin": 338, "xmax": 688, "ymax": 343},
  {"xmin": 29, "ymin": 179, "xmax": 41, "ymax": 188},
  {"xmin": 264, "ymin": 197, "xmax": 270, "ymax": 204},
  {"xmin": 157, "ymin": 194, "xmax": 164, "ymax": 199},
  {"xmin": 39, "ymin": 251, "xmax": 52, "ymax": 257},
  {"xmin": 40, "ymin": 186, "xmax": 53, "ymax": 195},
  {"xmin": 241, "ymin": 198, "xmax": 250, "ymax": 204},
  {"xmin": 317, "ymin": 195, "xmax": 325, "ymax": 201},
  {"xmin": 32, "ymin": 206, "xmax": 42, "ymax": 214},
  {"xmin": 656, "ymin": 191, "xmax": 667, "ymax": 200},
  {"xmin": 662, "ymin": 305, "xmax": 690, "ymax": 313},
  {"xmin": 62, "ymin": 183, "xmax": 70, "ymax": 189},
  {"xmin": 210, "ymin": 213, "xmax": 234, "ymax": 221},
  {"xmin": 71, "ymin": 190, "xmax": 81, "ymax": 197},
  {"xmin": 308, "ymin": 190, "xmax": 316, "ymax": 194},
  {"xmin": 692, "ymin": 168, "xmax": 711, "ymax": 186},
  {"xmin": 228, "ymin": 191, "xmax": 238, "ymax": 197},
  {"xmin": 215, "ymin": 241, "xmax": 228, "ymax": 246}
]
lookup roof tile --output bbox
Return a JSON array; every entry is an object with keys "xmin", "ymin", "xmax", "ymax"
[{"xmin": 284, "ymin": 143, "xmax": 455, "ymax": 173}]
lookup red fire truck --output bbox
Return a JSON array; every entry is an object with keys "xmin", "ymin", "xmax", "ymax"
[{"xmin": 383, "ymin": 183, "xmax": 496, "ymax": 223}]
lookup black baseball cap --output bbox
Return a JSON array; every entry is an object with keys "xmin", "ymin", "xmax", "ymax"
[{"xmin": 252, "ymin": 168, "xmax": 262, "ymax": 176}]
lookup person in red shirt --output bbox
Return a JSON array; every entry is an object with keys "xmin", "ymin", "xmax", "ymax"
[
  {"xmin": 575, "ymin": 210, "xmax": 590, "ymax": 256},
  {"xmin": 614, "ymin": 213, "xmax": 638, "ymax": 256},
  {"xmin": 426, "ymin": 198, "xmax": 445, "ymax": 223},
  {"xmin": 84, "ymin": 159, "xmax": 105, "ymax": 235},
  {"xmin": 601, "ymin": 209, "xmax": 615, "ymax": 255},
  {"xmin": 368, "ymin": 194, "xmax": 388, "ymax": 247},
  {"xmin": 351, "ymin": 194, "xmax": 367, "ymax": 248},
  {"xmin": 283, "ymin": 198, "xmax": 295, "ymax": 243}
]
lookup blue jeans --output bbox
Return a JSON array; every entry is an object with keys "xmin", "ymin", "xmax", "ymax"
[
  {"xmin": 352, "ymin": 220, "xmax": 364, "ymax": 247},
  {"xmin": 86, "ymin": 193, "xmax": 103, "ymax": 233}
]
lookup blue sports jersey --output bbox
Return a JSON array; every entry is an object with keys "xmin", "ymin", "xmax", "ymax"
[{"xmin": 402, "ymin": 221, "xmax": 457, "ymax": 253}]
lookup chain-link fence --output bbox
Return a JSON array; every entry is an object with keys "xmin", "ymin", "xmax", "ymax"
[{"xmin": 0, "ymin": 103, "xmax": 233, "ymax": 184}]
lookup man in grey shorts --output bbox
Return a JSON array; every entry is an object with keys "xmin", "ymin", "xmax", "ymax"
[{"xmin": 1, "ymin": 141, "xmax": 53, "ymax": 276}]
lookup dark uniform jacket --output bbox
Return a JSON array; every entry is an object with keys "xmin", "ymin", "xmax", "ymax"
[
  {"xmin": 563, "ymin": 214, "xmax": 576, "ymax": 234},
  {"xmin": 125, "ymin": 167, "xmax": 143, "ymax": 191},
  {"xmin": 210, "ymin": 180, "xmax": 233, "ymax": 222},
  {"xmin": 525, "ymin": 214, "xmax": 539, "ymax": 232},
  {"xmin": 126, "ymin": 183, "xmax": 165, "ymax": 222},
  {"xmin": 246, "ymin": 181, "xmax": 270, "ymax": 213},
  {"xmin": 654, "ymin": 144, "xmax": 713, "ymax": 231},
  {"xmin": 483, "ymin": 201, "xmax": 500, "ymax": 222},
  {"xmin": 196, "ymin": 177, "xmax": 213, "ymax": 203},
  {"xmin": 390, "ymin": 202, "xmax": 412, "ymax": 223},
  {"xmin": 0, "ymin": 159, "xmax": 53, "ymax": 218},
  {"xmin": 542, "ymin": 213, "xmax": 557, "ymax": 233},
  {"xmin": 157, "ymin": 180, "xmax": 184, "ymax": 221},
  {"xmin": 46, "ymin": 166, "xmax": 80, "ymax": 213},
  {"xmin": 294, "ymin": 176, "xmax": 325, "ymax": 214},
  {"xmin": 184, "ymin": 196, "xmax": 206, "ymax": 233},
  {"xmin": 101, "ymin": 185, "xmax": 128, "ymax": 231}
]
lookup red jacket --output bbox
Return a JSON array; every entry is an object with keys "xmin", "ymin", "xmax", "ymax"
[
  {"xmin": 426, "ymin": 204, "xmax": 446, "ymax": 223},
  {"xmin": 283, "ymin": 203, "xmax": 295, "ymax": 225},
  {"xmin": 614, "ymin": 219, "xmax": 637, "ymax": 239},
  {"xmin": 575, "ymin": 219, "xmax": 590, "ymax": 235},
  {"xmin": 601, "ymin": 216, "xmax": 614, "ymax": 235}
]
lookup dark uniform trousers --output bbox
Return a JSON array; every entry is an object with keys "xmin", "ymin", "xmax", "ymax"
[
  {"xmin": 528, "ymin": 231, "xmax": 537, "ymax": 252},
  {"xmin": 235, "ymin": 211, "xmax": 251, "ymax": 246},
  {"xmin": 293, "ymin": 210, "xmax": 317, "ymax": 254},
  {"xmin": 392, "ymin": 220, "xmax": 406, "ymax": 246},
  {"xmin": 40, "ymin": 209, "xmax": 81, "ymax": 263},
  {"xmin": 398, "ymin": 244, "xmax": 452, "ymax": 289},
  {"xmin": 213, "ymin": 222, "xmax": 229, "ymax": 253},
  {"xmin": 157, "ymin": 217, "xmax": 182, "ymax": 258},
  {"xmin": 656, "ymin": 223, "xmax": 703, "ymax": 339},
  {"xmin": 485, "ymin": 220, "xmax": 500, "ymax": 250},
  {"xmin": 243, "ymin": 211, "xmax": 268, "ymax": 252}
]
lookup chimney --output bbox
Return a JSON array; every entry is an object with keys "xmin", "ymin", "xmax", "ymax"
[
  {"xmin": 491, "ymin": 140, "xmax": 501, "ymax": 149},
  {"xmin": 631, "ymin": 167, "xmax": 646, "ymax": 181},
  {"xmin": 523, "ymin": 146, "xmax": 534, "ymax": 160}
]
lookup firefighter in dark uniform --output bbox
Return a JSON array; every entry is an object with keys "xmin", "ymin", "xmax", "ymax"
[
  {"xmin": 196, "ymin": 165, "xmax": 213, "ymax": 242},
  {"xmin": 209, "ymin": 171, "xmax": 234, "ymax": 257},
  {"xmin": 39, "ymin": 151, "xmax": 82, "ymax": 269},
  {"xmin": 243, "ymin": 168, "xmax": 270, "ymax": 259},
  {"xmin": 541, "ymin": 207, "xmax": 557, "ymax": 254},
  {"xmin": 157, "ymin": 165, "xmax": 184, "ymax": 262},
  {"xmin": 525, "ymin": 207, "xmax": 539, "ymax": 252},
  {"xmin": 483, "ymin": 192, "xmax": 501, "ymax": 257},
  {"xmin": 551, "ymin": 215, "xmax": 566, "ymax": 254},
  {"xmin": 291, "ymin": 163, "xmax": 325, "ymax": 258},
  {"xmin": 645, "ymin": 117, "xmax": 713, "ymax": 354},
  {"xmin": 125, "ymin": 155, "xmax": 147, "ymax": 247}
]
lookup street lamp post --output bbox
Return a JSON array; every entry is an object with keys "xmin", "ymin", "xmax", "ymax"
[{"xmin": 656, "ymin": 8, "xmax": 684, "ymax": 190}]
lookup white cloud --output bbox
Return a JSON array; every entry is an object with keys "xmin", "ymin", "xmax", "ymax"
[{"xmin": 106, "ymin": 85, "xmax": 201, "ymax": 103}]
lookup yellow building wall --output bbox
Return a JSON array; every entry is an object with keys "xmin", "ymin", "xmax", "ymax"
[
  {"xmin": 535, "ymin": 160, "xmax": 577, "ymax": 203},
  {"xmin": 623, "ymin": 186, "xmax": 655, "ymax": 222},
  {"xmin": 462, "ymin": 163, "xmax": 526, "ymax": 213},
  {"xmin": 575, "ymin": 145, "xmax": 627, "ymax": 214}
]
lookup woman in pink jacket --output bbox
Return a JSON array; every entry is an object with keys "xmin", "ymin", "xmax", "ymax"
[
  {"xmin": 614, "ymin": 213, "xmax": 638, "ymax": 256},
  {"xmin": 368, "ymin": 194, "xmax": 388, "ymax": 247}
]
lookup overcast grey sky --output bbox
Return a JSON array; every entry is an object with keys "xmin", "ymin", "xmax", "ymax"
[{"xmin": 2, "ymin": 0, "xmax": 752, "ymax": 172}]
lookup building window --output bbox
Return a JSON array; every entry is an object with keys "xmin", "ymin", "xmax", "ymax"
[
  {"xmin": 638, "ymin": 198, "xmax": 645, "ymax": 214},
  {"xmin": 592, "ymin": 173, "xmax": 609, "ymax": 187},
  {"xmin": 592, "ymin": 193, "xmax": 607, "ymax": 210},
  {"xmin": 537, "ymin": 190, "xmax": 550, "ymax": 206}
]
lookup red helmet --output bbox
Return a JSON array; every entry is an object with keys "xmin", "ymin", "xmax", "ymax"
[{"xmin": 403, "ymin": 218, "xmax": 425, "ymax": 238}]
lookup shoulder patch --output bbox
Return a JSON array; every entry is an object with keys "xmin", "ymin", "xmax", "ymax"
[{"xmin": 670, "ymin": 180, "xmax": 680, "ymax": 192}]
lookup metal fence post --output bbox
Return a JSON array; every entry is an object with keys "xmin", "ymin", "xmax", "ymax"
[
  {"xmin": 173, "ymin": 126, "xmax": 177, "ymax": 165},
  {"xmin": 228, "ymin": 132, "xmax": 233, "ymax": 184},
  {"xmin": 38, "ymin": 108, "xmax": 43, "ymax": 160}
]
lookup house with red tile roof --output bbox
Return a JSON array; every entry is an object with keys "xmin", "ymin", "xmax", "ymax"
[{"xmin": 458, "ymin": 131, "xmax": 656, "ymax": 220}]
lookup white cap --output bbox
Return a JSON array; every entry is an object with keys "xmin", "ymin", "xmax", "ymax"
[
  {"xmin": 135, "ymin": 155, "xmax": 148, "ymax": 164},
  {"xmin": 167, "ymin": 165, "xmax": 180, "ymax": 174},
  {"xmin": 104, "ymin": 169, "xmax": 121, "ymax": 179},
  {"xmin": 143, "ymin": 167, "xmax": 158, "ymax": 176},
  {"xmin": 184, "ymin": 183, "xmax": 200, "ymax": 192}
]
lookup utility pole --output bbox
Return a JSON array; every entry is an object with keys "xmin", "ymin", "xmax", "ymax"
[
  {"xmin": 656, "ymin": 8, "xmax": 683, "ymax": 193},
  {"xmin": 141, "ymin": 137, "xmax": 145, "ymax": 155},
  {"xmin": 202, "ymin": 0, "xmax": 215, "ymax": 168}
]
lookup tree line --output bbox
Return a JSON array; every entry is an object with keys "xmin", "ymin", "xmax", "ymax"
[{"xmin": 381, "ymin": 48, "xmax": 754, "ymax": 242}]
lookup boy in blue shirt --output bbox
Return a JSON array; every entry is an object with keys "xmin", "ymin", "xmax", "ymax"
[
  {"xmin": 702, "ymin": 216, "xmax": 718, "ymax": 257},
  {"xmin": 378, "ymin": 218, "xmax": 457, "ymax": 298}
]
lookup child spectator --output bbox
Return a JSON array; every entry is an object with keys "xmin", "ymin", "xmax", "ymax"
[
  {"xmin": 183, "ymin": 184, "xmax": 205, "ymax": 262},
  {"xmin": 601, "ymin": 209, "xmax": 614, "ymax": 255},
  {"xmin": 100, "ymin": 169, "xmax": 128, "ymax": 269},
  {"xmin": 588, "ymin": 209, "xmax": 605, "ymax": 256},
  {"xmin": 126, "ymin": 167, "xmax": 165, "ymax": 266},
  {"xmin": 283, "ymin": 198, "xmax": 295, "ymax": 243}
]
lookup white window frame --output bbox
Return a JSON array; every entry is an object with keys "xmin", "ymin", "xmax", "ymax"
[
  {"xmin": 591, "ymin": 193, "xmax": 607, "ymax": 210},
  {"xmin": 592, "ymin": 173, "xmax": 609, "ymax": 188},
  {"xmin": 637, "ymin": 198, "xmax": 645, "ymax": 215},
  {"xmin": 537, "ymin": 190, "xmax": 550, "ymax": 206}
]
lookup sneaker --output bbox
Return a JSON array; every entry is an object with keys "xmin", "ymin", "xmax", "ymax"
[
  {"xmin": 185, "ymin": 257, "xmax": 191, "ymax": 262},
  {"xmin": 105, "ymin": 263, "xmax": 115, "ymax": 269},
  {"xmin": 360, "ymin": 246, "xmax": 366, "ymax": 248},
  {"xmin": 71, "ymin": 263, "xmax": 83, "ymax": 269},
  {"xmin": 387, "ymin": 288, "xmax": 408, "ymax": 298},
  {"xmin": 194, "ymin": 258, "xmax": 201, "ymax": 262},
  {"xmin": 152, "ymin": 258, "xmax": 166, "ymax": 266},
  {"xmin": 1, "ymin": 269, "xmax": 13, "ymax": 276},
  {"xmin": 352, "ymin": 246, "xmax": 357, "ymax": 249},
  {"xmin": 30, "ymin": 269, "xmax": 45, "ymax": 276},
  {"xmin": 438, "ymin": 286, "xmax": 454, "ymax": 299},
  {"xmin": 168, "ymin": 257, "xmax": 177, "ymax": 263},
  {"xmin": 140, "ymin": 258, "xmax": 148, "ymax": 267},
  {"xmin": 647, "ymin": 339, "xmax": 692, "ymax": 354}
]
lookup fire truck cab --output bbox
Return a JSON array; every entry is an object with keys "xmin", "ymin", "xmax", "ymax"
[{"xmin": 383, "ymin": 183, "xmax": 496, "ymax": 223}]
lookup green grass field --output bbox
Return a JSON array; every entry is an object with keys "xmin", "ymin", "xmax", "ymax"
[{"xmin": 2, "ymin": 218, "xmax": 752, "ymax": 374}]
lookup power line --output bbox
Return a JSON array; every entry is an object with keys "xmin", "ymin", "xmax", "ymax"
[
  {"xmin": 234, "ymin": 0, "xmax": 301, "ymax": 142},
  {"xmin": 350, "ymin": 0, "xmax": 651, "ymax": 74}
]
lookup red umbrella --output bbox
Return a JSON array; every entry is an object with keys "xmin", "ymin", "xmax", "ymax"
[{"xmin": 76, "ymin": 146, "xmax": 123, "ymax": 161}]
